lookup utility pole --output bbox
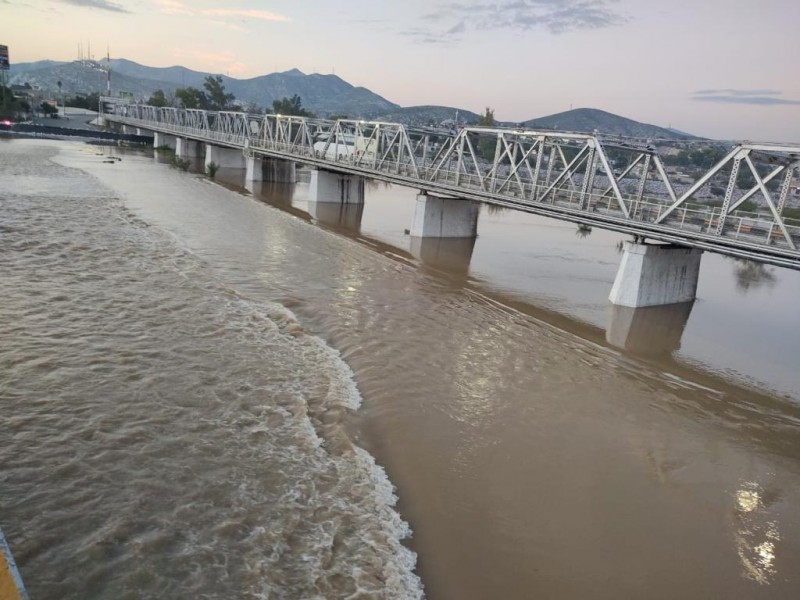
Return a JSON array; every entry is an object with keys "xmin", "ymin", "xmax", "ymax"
[
  {"xmin": 0, "ymin": 45, "xmax": 10, "ymax": 117},
  {"xmin": 106, "ymin": 45, "xmax": 111, "ymax": 95}
]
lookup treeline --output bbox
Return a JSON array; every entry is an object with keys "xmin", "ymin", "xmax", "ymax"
[
  {"xmin": 146, "ymin": 76, "xmax": 314, "ymax": 117},
  {"xmin": 662, "ymin": 146, "xmax": 727, "ymax": 169},
  {"xmin": 66, "ymin": 92, "xmax": 101, "ymax": 110},
  {"xmin": 0, "ymin": 85, "xmax": 31, "ymax": 118}
]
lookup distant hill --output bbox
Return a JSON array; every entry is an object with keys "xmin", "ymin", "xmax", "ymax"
[
  {"xmin": 9, "ymin": 60, "xmax": 178, "ymax": 99},
  {"xmin": 373, "ymin": 105, "xmax": 481, "ymax": 126},
  {"xmin": 104, "ymin": 60, "xmax": 398, "ymax": 117},
  {"xmin": 227, "ymin": 69, "xmax": 398, "ymax": 117},
  {"xmin": 9, "ymin": 59, "xmax": 698, "ymax": 138},
  {"xmin": 523, "ymin": 108, "xmax": 695, "ymax": 140},
  {"xmin": 10, "ymin": 59, "xmax": 398, "ymax": 118}
]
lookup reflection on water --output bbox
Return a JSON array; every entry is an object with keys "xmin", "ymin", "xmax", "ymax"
[
  {"xmin": 308, "ymin": 200, "xmax": 364, "ymax": 232},
  {"xmin": 245, "ymin": 180, "xmax": 295, "ymax": 207},
  {"xmin": 606, "ymin": 301, "xmax": 694, "ymax": 356},
  {"xmin": 734, "ymin": 481, "xmax": 781, "ymax": 585},
  {"xmin": 409, "ymin": 236, "xmax": 476, "ymax": 274},
  {"xmin": 732, "ymin": 258, "xmax": 778, "ymax": 292}
]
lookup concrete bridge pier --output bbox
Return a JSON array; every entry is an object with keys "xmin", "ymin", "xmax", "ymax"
[
  {"xmin": 410, "ymin": 193, "xmax": 480, "ymax": 239},
  {"xmin": 246, "ymin": 157, "xmax": 297, "ymax": 183},
  {"xmin": 176, "ymin": 137, "xmax": 202, "ymax": 159},
  {"xmin": 205, "ymin": 144, "xmax": 245, "ymax": 170},
  {"xmin": 609, "ymin": 241, "xmax": 703, "ymax": 307},
  {"xmin": 309, "ymin": 169, "xmax": 364, "ymax": 204},
  {"xmin": 153, "ymin": 132, "xmax": 177, "ymax": 150}
]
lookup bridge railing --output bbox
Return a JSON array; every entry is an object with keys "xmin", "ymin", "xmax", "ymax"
[{"xmin": 100, "ymin": 100, "xmax": 800, "ymax": 262}]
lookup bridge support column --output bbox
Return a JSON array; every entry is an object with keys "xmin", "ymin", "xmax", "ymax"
[
  {"xmin": 410, "ymin": 193, "xmax": 479, "ymax": 238},
  {"xmin": 609, "ymin": 242, "xmax": 702, "ymax": 307},
  {"xmin": 153, "ymin": 132, "xmax": 177, "ymax": 150},
  {"xmin": 205, "ymin": 144, "xmax": 245, "ymax": 169},
  {"xmin": 246, "ymin": 157, "xmax": 297, "ymax": 183},
  {"xmin": 176, "ymin": 137, "xmax": 201, "ymax": 159},
  {"xmin": 309, "ymin": 169, "xmax": 364, "ymax": 204}
]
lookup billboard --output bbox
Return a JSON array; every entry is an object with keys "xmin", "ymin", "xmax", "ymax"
[{"xmin": 0, "ymin": 45, "xmax": 9, "ymax": 70}]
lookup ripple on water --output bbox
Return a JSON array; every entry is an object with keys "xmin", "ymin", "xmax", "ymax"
[{"xmin": 0, "ymin": 143, "xmax": 422, "ymax": 599}]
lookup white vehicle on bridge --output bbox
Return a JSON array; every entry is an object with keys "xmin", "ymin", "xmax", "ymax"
[{"xmin": 313, "ymin": 132, "xmax": 377, "ymax": 161}]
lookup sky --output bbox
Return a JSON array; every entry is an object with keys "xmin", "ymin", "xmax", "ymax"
[{"xmin": 2, "ymin": 0, "xmax": 799, "ymax": 142}]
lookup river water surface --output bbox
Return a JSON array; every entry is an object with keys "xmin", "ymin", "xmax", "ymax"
[{"xmin": 2, "ymin": 139, "xmax": 800, "ymax": 599}]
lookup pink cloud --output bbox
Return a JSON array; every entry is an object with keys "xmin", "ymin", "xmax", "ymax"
[
  {"xmin": 201, "ymin": 8, "xmax": 290, "ymax": 22},
  {"xmin": 153, "ymin": 0, "xmax": 192, "ymax": 16}
]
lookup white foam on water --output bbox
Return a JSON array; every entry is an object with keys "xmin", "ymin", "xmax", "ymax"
[
  {"xmin": 1, "ymin": 141, "xmax": 424, "ymax": 599},
  {"xmin": 207, "ymin": 294, "xmax": 424, "ymax": 599}
]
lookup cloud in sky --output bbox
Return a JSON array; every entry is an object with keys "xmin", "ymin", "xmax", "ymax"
[
  {"xmin": 415, "ymin": 0, "xmax": 627, "ymax": 40},
  {"xmin": 153, "ymin": 0, "xmax": 191, "ymax": 16},
  {"xmin": 58, "ymin": 0, "xmax": 128, "ymax": 13},
  {"xmin": 151, "ymin": 2, "xmax": 291, "ymax": 22},
  {"xmin": 200, "ymin": 8, "xmax": 290, "ymax": 22},
  {"xmin": 171, "ymin": 48, "xmax": 248, "ymax": 76},
  {"xmin": 692, "ymin": 89, "xmax": 800, "ymax": 106}
]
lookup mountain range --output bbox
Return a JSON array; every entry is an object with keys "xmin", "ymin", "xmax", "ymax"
[{"xmin": 9, "ymin": 59, "xmax": 694, "ymax": 139}]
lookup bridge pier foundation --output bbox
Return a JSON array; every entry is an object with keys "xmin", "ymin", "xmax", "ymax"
[
  {"xmin": 308, "ymin": 201, "xmax": 364, "ymax": 231},
  {"xmin": 246, "ymin": 157, "xmax": 297, "ymax": 183},
  {"xmin": 410, "ymin": 237, "xmax": 476, "ymax": 273},
  {"xmin": 609, "ymin": 241, "xmax": 703, "ymax": 307},
  {"xmin": 176, "ymin": 137, "xmax": 201, "ymax": 159},
  {"xmin": 410, "ymin": 193, "xmax": 480, "ymax": 238},
  {"xmin": 205, "ymin": 144, "xmax": 245, "ymax": 169},
  {"xmin": 606, "ymin": 301, "xmax": 694, "ymax": 355},
  {"xmin": 153, "ymin": 132, "xmax": 177, "ymax": 150},
  {"xmin": 309, "ymin": 169, "xmax": 364, "ymax": 204}
]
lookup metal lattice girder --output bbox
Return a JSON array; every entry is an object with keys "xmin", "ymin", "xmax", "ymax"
[
  {"xmin": 98, "ymin": 97, "xmax": 800, "ymax": 268},
  {"xmin": 716, "ymin": 154, "xmax": 744, "ymax": 235},
  {"xmin": 744, "ymin": 154, "xmax": 795, "ymax": 249}
]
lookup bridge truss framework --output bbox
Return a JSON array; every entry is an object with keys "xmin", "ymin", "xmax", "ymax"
[{"xmin": 101, "ymin": 99, "xmax": 800, "ymax": 270}]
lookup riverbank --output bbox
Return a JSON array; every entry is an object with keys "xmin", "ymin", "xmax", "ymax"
[{"xmin": 1, "ymin": 529, "xmax": 28, "ymax": 600}]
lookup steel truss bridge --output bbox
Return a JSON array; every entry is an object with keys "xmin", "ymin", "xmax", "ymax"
[{"xmin": 100, "ymin": 99, "xmax": 800, "ymax": 270}]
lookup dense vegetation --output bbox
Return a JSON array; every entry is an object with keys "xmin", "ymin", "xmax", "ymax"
[{"xmin": 0, "ymin": 85, "xmax": 31, "ymax": 119}]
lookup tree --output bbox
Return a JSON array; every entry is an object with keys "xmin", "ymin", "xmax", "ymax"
[
  {"xmin": 0, "ymin": 85, "xmax": 30, "ymax": 119},
  {"xmin": 175, "ymin": 86, "xmax": 207, "ymax": 110},
  {"xmin": 271, "ymin": 94, "xmax": 313, "ymax": 117},
  {"xmin": 40, "ymin": 101, "xmax": 58, "ymax": 116},
  {"xmin": 147, "ymin": 89, "xmax": 169, "ymax": 108},
  {"xmin": 203, "ymin": 75, "xmax": 236, "ymax": 111},
  {"xmin": 66, "ymin": 92, "xmax": 100, "ymax": 110},
  {"xmin": 477, "ymin": 106, "xmax": 496, "ymax": 160},
  {"xmin": 477, "ymin": 107, "xmax": 495, "ymax": 127}
]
